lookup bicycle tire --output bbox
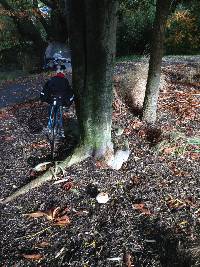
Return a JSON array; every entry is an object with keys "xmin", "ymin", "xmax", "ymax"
[
  {"xmin": 50, "ymin": 121, "xmax": 56, "ymax": 160},
  {"xmin": 52, "ymin": 107, "xmax": 58, "ymax": 160},
  {"xmin": 47, "ymin": 99, "xmax": 63, "ymax": 160},
  {"xmin": 48, "ymin": 105, "xmax": 57, "ymax": 160}
]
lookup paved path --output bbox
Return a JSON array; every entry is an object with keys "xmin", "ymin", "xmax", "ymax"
[
  {"xmin": 0, "ymin": 55, "xmax": 199, "ymax": 109},
  {"xmin": 0, "ymin": 72, "xmax": 72, "ymax": 109},
  {"xmin": 0, "ymin": 75, "xmax": 46, "ymax": 109}
]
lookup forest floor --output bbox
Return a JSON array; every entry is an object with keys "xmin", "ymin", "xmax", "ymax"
[{"xmin": 0, "ymin": 56, "xmax": 199, "ymax": 267}]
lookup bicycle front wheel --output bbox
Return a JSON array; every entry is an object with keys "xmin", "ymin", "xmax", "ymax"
[{"xmin": 49, "ymin": 105, "xmax": 58, "ymax": 160}]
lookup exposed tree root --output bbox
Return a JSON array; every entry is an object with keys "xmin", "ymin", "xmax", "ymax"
[{"xmin": 1, "ymin": 146, "xmax": 91, "ymax": 204}]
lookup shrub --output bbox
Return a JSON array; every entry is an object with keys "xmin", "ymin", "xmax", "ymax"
[
  {"xmin": 166, "ymin": 8, "xmax": 200, "ymax": 54},
  {"xmin": 117, "ymin": 0, "xmax": 155, "ymax": 56}
]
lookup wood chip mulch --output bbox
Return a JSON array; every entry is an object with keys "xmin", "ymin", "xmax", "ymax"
[{"xmin": 0, "ymin": 58, "xmax": 199, "ymax": 267}]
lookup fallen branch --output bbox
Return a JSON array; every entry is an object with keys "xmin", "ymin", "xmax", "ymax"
[{"xmin": 1, "ymin": 146, "xmax": 90, "ymax": 204}]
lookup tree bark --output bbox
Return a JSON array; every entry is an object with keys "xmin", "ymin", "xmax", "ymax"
[
  {"xmin": 142, "ymin": 0, "xmax": 173, "ymax": 124},
  {"xmin": 69, "ymin": 0, "xmax": 118, "ymax": 157}
]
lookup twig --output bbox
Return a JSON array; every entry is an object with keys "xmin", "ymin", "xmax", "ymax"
[{"xmin": 15, "ymin": 226, "xmax": 52, "ymax": 241}]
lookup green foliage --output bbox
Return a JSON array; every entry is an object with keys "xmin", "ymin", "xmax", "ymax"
[
  {"xmin": 166, "ymin": 4, "xmax": 200, "ymax": 54},
  {"xmin": 117, "ymin": 0, "xmax": 156, "ymax": 55},
  {"xmin": 1, "ymin": 0, "xmax": 200, "ymax": 65},
  {"xmin": 0, "ymin": 15, "xmax": 20, "ymax": 50},
  {"xmin": 117, "ymin": 0, "xmax": 200, "ymax": 56}
]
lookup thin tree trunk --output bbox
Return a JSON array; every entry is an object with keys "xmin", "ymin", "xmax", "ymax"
[
  {"xmin": 142, "ymin": 0, "xmax": 172, "ymax": 124},
  {"xmin": 70, "ymin": 0, "xmax": 118, "ymax": 157}
]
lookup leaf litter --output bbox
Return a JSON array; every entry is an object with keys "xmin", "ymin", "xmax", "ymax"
[{"xmin": 0, "ymin": 57, "xmax": 200, "ymax": 266}]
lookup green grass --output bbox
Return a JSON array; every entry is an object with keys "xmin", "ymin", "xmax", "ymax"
[{"xmin": 0, "ymin": 70, "xmax": 28, "ymax": 83}]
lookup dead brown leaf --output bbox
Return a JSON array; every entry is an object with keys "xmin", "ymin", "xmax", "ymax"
[
  {"xmin": 123, "ymin": 252, "xmax": 133, "ymax": 267},
  {"xmin": 31, "ymin": 142, "xmax": 48, "ymax": 149},
  {"xmin": 37, "ymin": 241, "xmax": 50, "ymax": 248},
  {"xmin": 166, "ymin": 197, "xmax": 186, "ymax": 210},
  {"xmin": 131, "ymin": 176, "xmax": 140, "ymax": 186},
  {"xmin": 124, "ymin": 128, "xmax": 132, "ymax": 136},
  {"xmin": 163, "ymin": 146, "xmax": 176, "ymax": 155},
  {"xmin": 53, "ymin": 215, "xmax": 71, "ymax": 226},
  {"xmin": 25, "ymin": 211, "xmax": 47, "ymax": 218},
  {"xmin": 138, "ymin": 129, "xmax": 146, "ymax": 138},
  {"xmin": 132, "ymin": 203, "xmax": 151, "ymax": 215},
  {"xmin": 25, "ymin": 207, "xmax": 59, "ymax": 221},
  {"xmin": 25, "ymin": 207, "xmax": 71, "ymax": 226},
  {"xmin": 189, "ymin": 152, "xmax": 200, "ymax": 160},
  {"xmin": 22, "ymin": 253, "xmax": 43, "ymax": 260},
  {"xmin": 63, "ymin": 181, "xmax": 73, "ymax": 191},
  {"xmin": 0, "ymin": 111, "xmax": 13, "ymax": 120},
  {"xmin": 130, "ymin": 120, "xmax": 143, "ymax": 129}
]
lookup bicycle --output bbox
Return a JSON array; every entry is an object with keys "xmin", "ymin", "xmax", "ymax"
[{"xmin": 47, "ymin": 96, "xmax": 64, "ymax": 160}]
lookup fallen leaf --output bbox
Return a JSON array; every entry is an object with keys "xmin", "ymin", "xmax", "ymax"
[
  {"xmin": 25, "ymin": 211, "xmax": 47, "ymax": 218},
  {"xmin": 37, "ymin": 241, "xmax": 50, "ymax": 248},
  {"xmin": 184, "ymin": 197, "xmax": 196, "ymax": 207},
  {"xmin": 131, "ymin": 176, "xmax": 140, "ymax": 185},
  {"xmin": 179, "ymin": 221, "xmax": 188, "ymax": 226},
  {"xmin": 166, "ymin": 197, "xmax": 186, "ymax": 210},
  {"xmin": 22, "ymin": 254, "xmax": 43, "ymax": 260},
  {"xmin": 131, "ymin": 120, "xmax": 143, "ymax": 129},
  {"xmin": 53, "ymin": 215, "xmax": 71, "ymax": 226},
  {"xmin": 52, "ymin": 207, "xmax": 61, "ymax": 220},
  {"xmin": 63, "ymin": 181, "xmax": 73, "ymax": 191},
  {"xmin": 124, "ymin": 128, "xmax": 132, "ymax": 136},
  {"xmin": 123, "ymin": 252, "xmax": 132, "ymax": 267},
  {"xmin": 25, "ymin": 208, "xmax": 58, "ymax": 221},
  {"xmin": 0, "ymin": 111, "xmax": 14, "ymax": 120},
  {"xmin": 138, "ymin": 129, "xmax": 146, "ymax": 138},
  {"xmin": 31, "ymin": 142, "xmax": 48, "ymax": 149},
  {"xmin": 163, "ymin": 146, "xmax": 176, "ymax": 154},
  {"xmin": 189, "ymin": 152, "xmax": 200, "ymax": 160},
  {"xmin": 132, "ymin": 203, "xmax": 151, "ymax": 215},
  {"xmin": 25, "ymin": 207, "xmax": 71, "ymax": 226}
]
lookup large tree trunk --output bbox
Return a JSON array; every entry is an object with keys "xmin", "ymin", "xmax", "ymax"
[
  {"xmin": 142, "ymin": 0, "xmax": 172, "ymax": 124},
  {"xmin": 70, "ymin": 0, "xmax": 118, "ymax": 157},
  {"xmin": 0, "ymin": 0, "xmax": 119, "ymax": 204}
]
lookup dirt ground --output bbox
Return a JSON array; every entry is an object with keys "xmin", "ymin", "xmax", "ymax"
[{"xmin": 0, "ymin": 57, "xmax": 199, "ymax": 266}]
